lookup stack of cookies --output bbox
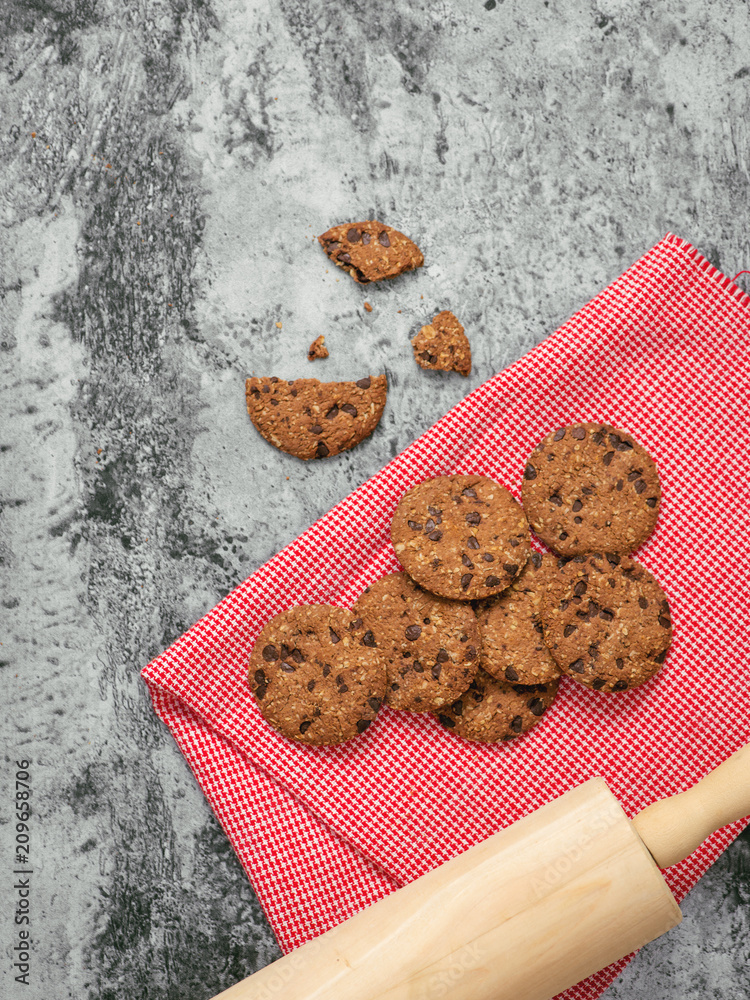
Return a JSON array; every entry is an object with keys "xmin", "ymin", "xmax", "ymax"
[{"xmin": 248, "ymin": 422, "xmax": 672, "ymax": 747}]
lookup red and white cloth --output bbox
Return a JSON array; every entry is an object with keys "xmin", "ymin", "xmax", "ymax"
[{"xmin": 142, "ymin": 234, "xmax": 750, "ymax": 999}]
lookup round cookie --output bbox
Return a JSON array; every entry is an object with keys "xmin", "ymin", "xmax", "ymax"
[
  {"xmin": 521, "ymin": 423, "xmax": 661, "ymax": 556},
  {"xmin": 391, "ymin": 474, "xmax": 531, "ymax": 601},
  {"xmin": 475, "ymin": 552, "xmax": 561, "ymax": 685},
  {"xmin": 436, "ymin": 669, "xmax": 559, "ymax": 743},
  {"xmin": 352, "ymin": 571, "xmax": 480, "ymax": 712},
  {"xmin": 541, "ymin": 553, "xmax": 672, "ymax": 693},
  {"xmin": 248, "ymin": 605, "xmax": 387, "ymax": 745}
]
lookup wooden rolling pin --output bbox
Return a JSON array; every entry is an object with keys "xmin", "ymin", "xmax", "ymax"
[{"xmin": 212, "ymin": 742, "xmax": 750, "ymax": 1000}]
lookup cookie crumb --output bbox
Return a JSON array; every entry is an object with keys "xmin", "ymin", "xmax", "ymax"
[
  {"xmin": 318, "ymin": 220, "xmax": 424, "ymax": 284},
  {"xmin": 364, "ymin": 301, "xmax": 373, "ymax": 313},
  {"xmin": 275, "ymin": 321, "xmax": 283, "ymax": 329},
  {"xmin": 411, "ymin": 311, "xmax": 471, "ymax": 376},
  {"xmin": 307, "ymin": 335, "xmax": 329, "ymax": 361}
]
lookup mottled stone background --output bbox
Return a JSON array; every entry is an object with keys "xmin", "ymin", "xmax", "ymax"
[{"xmin": 1, "ymin": 0, "xmax": 749, "ymax": 997}]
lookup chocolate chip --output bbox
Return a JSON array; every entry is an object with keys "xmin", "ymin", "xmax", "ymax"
[
  {"xmin": 462, "ymin": 553, "xmax": 474, "ymax": 568},
  {"xmin": 524, "ymin": 464, "xmax": 537, "ymax": 480},
  {"xmin": 658, "ymin": 615, "xmax": 672, "ymax": 628},
  {"xmin": 368, "ymin": 697, "xmax": 381, "ymax": 712},
  {"xmin": 502, "ymin": 563, "xmax": 519, "ymax": 576},
  {"xmin": 329, "ymin": 628, "xmax": 340, "ymax": 643},
  {"xmin": 361, "ymin": 231, "xmax": 371, "ymax": 245},
  {"xmin": 340, "ymin": 252, "xmax": 351, "ymax": 263},
  {"xmin": 549, "ymin": 494, "xmax": 563, "ymax": 506},
  {"xmin": 462, "ymin": 487, "xmax": 478, "ymax": 498},
  {"xmin": 292, "ymin": 649, "xmax": 304, "ymax": 663},
  {"xmin": 563, "ymin": 624, "xmax": 577, "ymax": 637},
  {"xmin": 628, "ymin": 471, "xmax": 641, "ymax": 481},
  {"xmin": 646, "ymin": 497, "xmax": 658, "ymax": 507},
  {"xmin": 505, "ymin": 666, "xmax": 519, "ymax": 682},
  {"xmin": 528, "ymin": 698, "xmax": 546, "ymax": 716},
  {"xmin": 428, "ymin": 529, "xmax": 443, "ymax": 541},
  {"xmin": 299, "ymin": 720, "xmax": 312, "ymax": 734},
  {"xmin": 600, "ymin": 608, "xmax": 614, "ymax": 621},
  {"xmin": 307, "ymin": 680, "xmax": 316, "ymax": 692},
  {"xmin": 360, "ymin": 630, "xmax": 376, "ymax": 646},
  {"xmin": 612, "ymin": 680, "xmax": 628, "ymax": 691},
  {"xmin": 571, "ymin": 426, "xmax": 586, "ymax": 440},
  {"xmin": 466, "ymin": 511, "xmax": 481, "ymax": 525},
  {"xmin": 617, "ymin": 440, "xmax": 633, "ymax": 451},
  {"xmin": 465, "ymin": 645, "xmax": 477, "ymax": 661},
  {"xmin": 638, "ymin": 597, "xmax": 648, "ymax": 609},
  {"xmin": 377, "ymin": 230, "xmax": 391, "ymax": 247},
  {"xmin": 460, "ymin": 573, "xmax": 473, "ymax": 590},
  {"xmin": 485, "ymin": 575, "xmax": 502, "ymax": 586},
  {"xmin": 569, "ymin": 658, "xmax": 585, "ymax": 673},
  {"xmin": 482, "ymin": 553, "xmax": 494, "ymax": 562},
  {"xmin": 315, "ymin": 441, "xmax": 329, "ymax": 458},
  {"xmin": 530, "ymin": 552, "xmax": 542, "ymax": 568},
  {"xmin": 573, "ymin": 580, "xmax": 587, "ymax": 596},
  {"xmin": 572, "ymin": 499, "xmax": 583, "ymax": 512},
  {"xmin": 350, "ymin": 618, "xmax": 363, "ymax": 629},
  {"xmin": 439, "ymin": 714, "xmax": 455, "ymax": 728},
  {"xmin": 356, "ymin": 377, "xmax": 371, "ymax": 389},
  {"xmin": 592, "ymin": 677, "xmax": 606, "ymax": 690},
  {"xmin": 310, "ymin": 424, "xmax": 323, "ymax": 434},
  {"xmin": 436, "ymin": 649, "xmax": 450, "ymax": 663},
  {"xmin": 347, "ymin": 228, "xmax": 360, "ymax": 242},
  {"xmin": 553, "ymin": 428, "xmax": 566, "ymax": 441},
  {"xmin": 428, "ymin": 506, "xmax": 443, "ymax": 521},
  {"xmin": 592, "ymin": 432, "xmax": 605, "ymax": 445},
  {"xmin": 424, "ymin": 518, "xmax": 435, "ymax": 532},
  {"xmin": 431, "ymin": 663, "xmax": 442, "ymax": 680},
  {"xmin": 654, "ymin": 649, "xmax": 668, "ymax": 664},
  {"xmin": 356, "ymin": 718, "xmax": 371, "ymax": 733},
  {"xmin": 408, "ymin": 520, "xmax": 422, "ymax": 530},
  {"xmin": 290, "ymin": 388, "xmax": 298, "ymax": 397},
  {"xmin": 280, "ymin": 661, "xmax": 295, "ymax": 672},
  {"xmin": 423, "ymin": 618, "xmax": 431, "ymax": 625},
  {"xmin": 615, "ymin": 657, "xmax": 624, "ymax": 668},
  {"xmin": 510, "ymin": 715, "xmax": 524, "ymax": 733},
  {"xmin": 336, "ymin": 678, "xmax": 349, "ymax": 694},
  {"xmin": 326, "ymin": 406, "xmax": 339, "ymax": 419},
  {"xmin": 262, "ymin": 644, "xmax": 278, "ymax": 662},
  {"xmin": 405, "ymin": 625, "xmax": 422, "ymax": 641},
  {"xmin": 254, "ymin": 669, "xmax": 266, "ymax": 685},
  {"xmin": 326, "ymin": 241, "xmax": 341, "ymax": 252},
  {"xmin": 262, "ymin": 384, "xmax": 270, "ymax": 393},
  {"xmin": 559, "ymin": 531, "xmax": 569, "ymax": 539},
  {"xmin": 341, "ymin": 403, "xmax": 358, "ymax": 416},
  {"xmin": 322, "ymin": 663, "xmax": 331, "ymax": 676},
  {"xmin": 602, "ymin": 451, "xmax": 614, "ymax": 466},
  {"xmin": 634, "ymin": 478, "xmax": 647, "ymax": 494},
  {"xmin": 467, "ymin": 536, "xmax": 480, "ymax": 550},
  {"xmin": 606, "ymin": 553, "xmax": 621, "ymax": 567}
]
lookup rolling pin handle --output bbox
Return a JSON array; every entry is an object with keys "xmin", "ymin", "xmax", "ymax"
[{"xmin": 632, "ymin": 741, "xmax": 750, "ymax": 869}]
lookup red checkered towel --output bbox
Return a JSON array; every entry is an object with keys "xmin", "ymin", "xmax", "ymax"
[{"xmin": 142, "ymin": 234, "xmax": 750, "ymax": 999}]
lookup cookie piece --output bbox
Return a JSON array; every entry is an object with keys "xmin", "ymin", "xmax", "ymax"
[
  {"xmin": 318, "ymin": 220, "xmax": 424, "ymax": 284},
  {"xmin": 436, "ymin": 669, "xmax": 559, "ymax": 743},
  {"xmin": 411, "ymin": 311, "xmax": 471, "ymax": 376},
  {"xmin": 248, "ymin": 605, "xmax": 387, "ymax": 745},
  {"xmin": 307, "ymin": 335, "xmax": 328, "ymax": 361},
  {"xmin": 476, "ymin": 552, "xmax": 561, "ymax": 685},
  {"xmin": 521, "ymin": 423, "xmax": 661, "ymax": 556},
  {"xmin": 391, "ymin": 474, "xmax": 531, "ymax": 601},
  {"xmin": 246, "ymin": 374, "xmax": 387, "ymax": 460},
  {"xmin": 352, "ymin": 571, "xmax": 480, "ymax": 712},
  {"xmin": 541, "ymin": 553, "xmax": 672, "ymax": 693}
]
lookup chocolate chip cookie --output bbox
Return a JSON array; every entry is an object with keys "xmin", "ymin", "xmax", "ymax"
[
  {"xmin": 248, "ymin": 605, "xmax": 387, "ymax": 745},
  {"xmin": 352, "ymin": 571, "xmax": 480, "ymax": 712},
  {"xmin": 411, "ymin": 311, "xmax": 471, "ymax": 376},
  {"xmin": 436, "ymin": 669, "xmax": 559, "ymax": 743},
  {"xmin": 318, "ymin": 220, "xmax": 424, "ymax": 284},
  {"xmin": 475, "ymin": 552, "xmax": 561, "ymax": 685},
  {"xmin": 307, "ymin": 335, "xmax": 328, "ymax": 361},
  {"xmin": 391, "ymin": 475, "xmax": 531, "ymax": 601},
  {"xmin": 541, "ymin": 553, "xmax": 672, "ymax": 693},
  {"xmin": 245, "ymin": 374, "xmax": 387, "ymax": 460},
  {"xmin": 521, "ymin": 423, "xmax": 661, "ymax": 556}
]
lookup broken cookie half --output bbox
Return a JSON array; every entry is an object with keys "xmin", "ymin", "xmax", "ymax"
[
  {"xmin": 411, "ymin": 310, "xmax": 471, "ymax": 376},
  {"xmin": 318, "ymin": 220, "xmax": 424, "ymax": 284},
  {"xmin": 246, "ymin": 374, "xmax": 387, "ymax": 460}
]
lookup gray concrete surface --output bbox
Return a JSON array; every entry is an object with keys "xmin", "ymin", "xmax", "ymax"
[{"xmin": 1, "ymin": 0, "xmax": 749, "ymax": 997}]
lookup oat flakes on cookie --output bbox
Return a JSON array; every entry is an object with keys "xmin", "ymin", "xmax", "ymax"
[
  {"xmin": 248, "ymin": 605, "xmax": 387, "ymax": 746},
  {"xmin": 307, "ymin": 335, "xmax": 328, "ymax": 361},
  {"xmin": 475, "ymin": 552, "xmax": 561, "ymax": 686},
  {"xmin": 436, "ymin": 668, "xmax": 559, "ymax": 743},
  {"xmin": 352, "ymin": 571, "xmax": 480, "ymax": 712},
  {"xmin": 411, "ymin": 311, "xmax": 471, "ymax": 376},
  {"xmin": 245, "ymin": 374, "xmax": 387, "ymax": 460},
  {"xmin": 391, "ymin": 474, "xmax": 531, "ymax": 601},
  {"xmin": 521, "ymin": 422, "xmax": 661, "ymax": 556},
  {"xmin": 541, "ymin": 552, "xmax": 672, "ymax": 693},
  {"xmin": 318, "ymin": 220, "xmax": 424, "ymax": 284}
]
